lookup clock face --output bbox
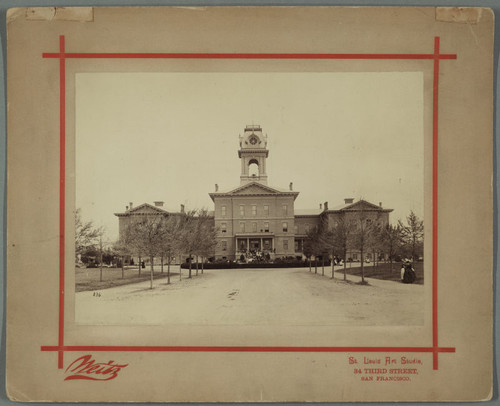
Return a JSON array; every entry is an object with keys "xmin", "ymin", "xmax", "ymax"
[{"xmin": 249, "ymin": 135, "xmax": 258, "ymax": 145}]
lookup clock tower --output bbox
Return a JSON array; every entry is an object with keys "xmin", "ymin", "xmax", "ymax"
[{"xmin": 238, "ymin": 125, "xmax": 269, "ymax": 185}]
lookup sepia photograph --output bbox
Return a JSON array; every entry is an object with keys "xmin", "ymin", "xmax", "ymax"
[
  {"xmin": 74, "ymin": 72, "xmax": 425, "ymax": 326},
  {"xmin": 5, "ymin": 6, "xmax": 494, "ymax": 402}
]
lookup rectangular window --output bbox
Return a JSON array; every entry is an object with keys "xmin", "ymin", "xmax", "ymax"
[
  {"xmin": 221, "ymin": 241, "xmax": 227, "ymax": 251},
  {"xmin": 305, "ymin": 225, "xmax": 310, "ymax": 233},
  {"xmin": 252, "ymin": 222, "xmax": 257, "ymax": 232},
  {"xmin": 264, "ymin": 222, "xmax": 269, "ymax": 232},
  {"xmin": 252, "ymin": 205, "xmax": 257, "ymax": 216},
  {"xmin": 295, "ymin": 239, "xmax": 303, "ymax": 252},
  {"xmin": 240, "ymin": 205, "xmax": 245, "ymax": 217},
  {"xmin": 221, "ymin": 205, "xmax": 226, "ymax": 217},
  {"xmin": 263, "ymin": 205, "xmax": 269, "ymax": 216},
  {"xmin": 282, "ymin": 222, "xmax": 288, "ymax": 232},
  {"xmin": 240, "ymin": 222, "xmax": 245, "ymax": 233},
  {"xmin": 221, "ymin": 222, "xmax": 227, "ymax": 233},
  {"xmin": 294, "ymin": 225, "xmax": 298, "ymax": 234},
  {"xmin": 283, "ymin": 240, "xmax": 289, "ymax": 250},
  {"xmin": 282, "ymin": 204, "xmax": 288, "ymax": 216}
]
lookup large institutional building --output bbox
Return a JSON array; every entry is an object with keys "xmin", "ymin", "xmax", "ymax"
[{"xmin": 116, "ymin": 125, "xmax": 392, "ymax": 262}]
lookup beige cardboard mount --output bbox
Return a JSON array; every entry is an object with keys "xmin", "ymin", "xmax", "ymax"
[{"xmin": 6, "ymin": 6, "xmax": 493, "ymax": 402}]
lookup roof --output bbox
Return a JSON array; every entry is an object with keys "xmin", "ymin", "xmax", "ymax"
[
  {"xmin": 294, "ymin": 208, "xmax": 323, "ymax": 216},
  {"xmin": 325, "ymin": 199, "xmax": 393, "ymax": 213},
  {"xmin": 114, "ymin": 202, "xmax": 185, "ymax": 217},
  {"xmin": 114, "ymin": 203, "xmax": 214, "ymax": 218},
  {"xmin": 209, "ymin": 181, "xmax": 299, "ymax": 201}
]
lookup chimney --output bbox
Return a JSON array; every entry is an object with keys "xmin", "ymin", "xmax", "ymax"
[
  {"xmin": 320, "ymin": 203, "xmax": 322, "ymax": 210},
  {"xmin": 324, "ymin": 201, "xmax": 328, "ymax": 211},
  {"xmin": 344, "ymin": 198, "xmax": 354, "ymax": 204},
  {"xmin": 180, "ymin": 204, "xmax": 185, "ymax": 213},
  {"xmin": 215, "ymin": 184, "xmax": 219, "ymax": 192},
  {"xmin": 154, "ymin": 201, "xmax": 164, "ymax": 207},
  {"xmin": 126, "ymin": 205, "xmax": 129, "ymax": 211},
  {"xmin": 379, "ymin": 202, "xmax": 382, "ymax": 207},
  {"xmin": 129, "ymin": 202, "xmax": 133, "ymax": 209},
  {"xmin": 289, "ymin": 182, "xmax": 293, "ymax": 191}
]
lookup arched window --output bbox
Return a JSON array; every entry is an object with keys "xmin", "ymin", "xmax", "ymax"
[{"xmin": 248, "ymin": 159, "xmax": 259, "ymax": 177}]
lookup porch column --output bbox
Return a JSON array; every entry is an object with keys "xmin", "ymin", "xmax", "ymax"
[
  {"xmin": 260, "ymin": 237, "xmax": 263, "ymax": 251},
  {"xmin": 247, "ymin": 237, "xmax": 249, "ymax": 251}
]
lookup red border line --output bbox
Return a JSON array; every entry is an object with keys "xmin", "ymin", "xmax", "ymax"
[
  {"xmin": 42, "ymin": 52, "xmax": 457, "ymax": 60},
  {"xmin": 41, "ymin": 345, "xmax": 456, "ymax": 353},
  {"xmin": 58, "ymin": 35, "xmax": 66, "ymax": 370},
  {"xmin": 432, "ymin": 36, "xmax": 440, "ymax": 371},
  {"xmin": 43, "ymin": 36, "xmax": 456, "ymax": 371}
]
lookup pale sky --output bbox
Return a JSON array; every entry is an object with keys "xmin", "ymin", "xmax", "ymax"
[{"xmin": 76, "ymin": 72, "xmax": 424, "ymax": 241}]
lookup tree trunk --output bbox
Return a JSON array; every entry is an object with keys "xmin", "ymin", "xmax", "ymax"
[
  {"xmin": 361, "ymin": 248, "xmax": 365, "ymax": 283},
  {"xmin": 179, "ymin": 253, "xmax": 182, "ymax": 281},
  {"xmin": 201, "ymin": 257, "xmax": 204, "ymax": 274},
  {"xmin": 167, "ymin": 255, "xmax": 171, "ymax": 284},
  {"xmin": 321, "ymin": 257, "xmax": 324, "ymax": 276},
  {"xmin": 314, "ymin": 258, "xmax": 317, "ymax": 274},
  {"xmin": 189, "ymin": 254, "xmax": 192, "ymax": 278},
  {"xmin": 343, "ymin": 251, "xmax": 347, "ymax": 281},
  {"xmin": 149, "ymin": 256, "xmax": 154, "ymax": 289},
  {"xmin": 195, "ymin": 255, "xmax": 199, "ymax": 276},
  {"xmin": 389, "ymin": 254, "xmax": 393, "ymax": 274},
  {"xmin": 138, "ymin": 255, "xmax": 142, "ymax": 276},
  {"xmin": 161, "ymin": 255, "xmax": 164, "ymax": 273},
  {"xmin": 121, "ymin": 255, "xmax": 125, "ymax": 279},
  {"xmin": 99, "ymin": 237, "xmax": 103, "ymax": 282},
  {"xmin": 331, "ymin": 253, "xmax": 335, "ymax": 279},
  {"xmin": 309, "ymin": 258, "xmax": 312, "ymax": 272}
]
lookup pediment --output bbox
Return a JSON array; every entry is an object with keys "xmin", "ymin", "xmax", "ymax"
[
  {"xmin": 234, "ymin": 184, "xmax": 276, "ymax": 195},
  {"xmin": 129, "ymin": 203, "xmax": 167, "ymax": 214},
  {"xmin": 343, "ymin": 200, "xmax": 383, "ymax": 211},
  {"xmin": 231, "ymin": 182, "xmax": 282, "ymax": 195}
]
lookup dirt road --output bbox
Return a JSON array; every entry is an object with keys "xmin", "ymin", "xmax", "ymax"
[{"xmin": 75, "ymin": 267, "xmax": 424, "ymax": 326}]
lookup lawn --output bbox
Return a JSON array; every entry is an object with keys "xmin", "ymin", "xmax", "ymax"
[
  {"xmin": 75, "ymin": 266, "xmax": 181, "ymax": 292},
  {"xmin": 334, "ymin": 261, "xmax": 424, "ymax": 285}
]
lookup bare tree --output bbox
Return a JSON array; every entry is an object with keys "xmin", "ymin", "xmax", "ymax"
[
  {"xmin": 322, "ymin": 215, "xmax": 347, "ymax": 279},
  {"xmin": 159, "ymin": 215, "xmax": 182, "ymax": 285},
  {"xmin": 381, "ymin": 224, "xmax": 402, "ymax": 274},
  {"xmin": 350, "ymin": 209, "xmax": 380, "ymax": 284},
  {"xmin": 175, "ymin": 210, "xmax": 198, "ymax": 278},
  {"xmin": 304, "ymin": 226, "xmax": 326, "ymax": 275},
  {"xmin": 75, "ymin": 208, "xmax": 103, "ymax": 258},
  {"xmin": 302, "ymin": 234, "xmax": 314, "ymax": 272},
  {"xmin": 398, "ymin": 211, "xmax": 424, "ymax": 261},
  {"xmin": 329, "ymin": 214, "xmax": 351, "ymax": 281},
  {"xmin": 194, "ymin": 209, "xmax": 218, "ymax": 274},
  {"xmin": 126, "ymin": 215, "xmax": 167, "ymax": 289}
]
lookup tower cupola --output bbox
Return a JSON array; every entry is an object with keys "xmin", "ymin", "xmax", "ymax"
[{"xmin": 238, "ymin": 125, "xmax": 269, "ymax": 185}]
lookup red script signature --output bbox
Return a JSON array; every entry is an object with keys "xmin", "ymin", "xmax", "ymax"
[{"xmin": 64, "ymin": 355, "xmax": 128, "ymax": 381}]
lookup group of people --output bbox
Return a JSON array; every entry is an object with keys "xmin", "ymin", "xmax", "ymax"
[
  {"xmin": 400, "ymin": 260, "xmax": 416, "ymax": 284},
  {"xmin": 239, "ymin": 250, "xmax": 272, "ymax": 263}
]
